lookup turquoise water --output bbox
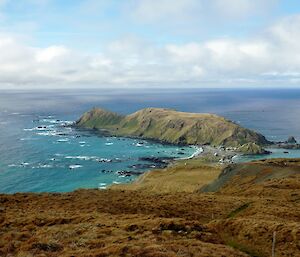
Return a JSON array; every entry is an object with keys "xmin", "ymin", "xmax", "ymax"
[
  {"xmin": 1, "ymin": 88, "xmax": 300, "ymax": 193},
  {"xmin": 234, "ymin": 148, "xmax": 300, "ymax": 163},
  {"xmin": 0, "ymin": 112, "xmax": 195, "ymax": 193}
]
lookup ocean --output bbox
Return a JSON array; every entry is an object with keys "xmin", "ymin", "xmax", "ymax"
[{"xmin": 1, "ymin": 88, "xmax": 300, "ymax": 193}]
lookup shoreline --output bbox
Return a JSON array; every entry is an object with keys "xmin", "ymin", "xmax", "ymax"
[
  {"xmin": 108, "ymin": 145, "xmax": 236, "ymax": 191},
  {"xmin": 176, "ymin": 145, "xmax": 204, "ymax": 160},
  {"xmin": 6, "ymin": 118, "xmax": 300, "ymax": 194}
]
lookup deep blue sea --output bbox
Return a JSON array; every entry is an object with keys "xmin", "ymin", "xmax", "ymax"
[{"xmin": 1, "ymin": 88, "xmax": 300, "ymax": 193}]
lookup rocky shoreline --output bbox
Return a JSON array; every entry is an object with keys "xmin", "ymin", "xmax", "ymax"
[{"xmin": 72, "ymin": 118, "xmax": 300, "ymax": 183}]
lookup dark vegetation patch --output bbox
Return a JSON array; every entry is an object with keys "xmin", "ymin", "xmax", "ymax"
[{"xmin": 227, "ymin": 203, "xmax": 251, "ymax": 218}]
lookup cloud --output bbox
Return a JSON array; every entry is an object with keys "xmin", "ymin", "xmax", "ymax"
[
  {"xmin": 36, "ymin": 46, "xmax": 69, "ymax": 63},
  {"xmin": 212, "ymin": 0, "xmax": 278, "ymax": 19},
  {"xmin": 0, "ymin": 14, "xmax": 300, "ymax": 88},
  {"xmin": 128, "ymin": 0, "xmax": 278, "ymax": 25},
  {"xmin": 129, "ymin": 0, "xmax": 202, "ymax": 24}
]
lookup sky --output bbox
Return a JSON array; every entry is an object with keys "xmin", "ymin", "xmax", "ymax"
[{"xmin": 0, "ymin": 0, "xmax": 300, "ymax": 89}]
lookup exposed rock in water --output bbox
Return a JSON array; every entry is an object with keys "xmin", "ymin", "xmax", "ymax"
[
  {"xmin": 274, "ymin": 140, "xmax": 300, "ymax": 149},
  {"xmin": 287, "ymin": 136, "xmax": 297, "ymax": 144},
  {"xmin": 138, "ymin": 156, "xmax": 174, "ymax": 164},
  {"xmin": 76, "ymin": 107, "xmax": 270, "ymax": 152},
  {"xmin": 128, "ymin": 163, "xmax": 160, "ymax": 169},
  {"xmin": 128, "ymin": 156, "xmax": 174, "ymax": 169},
  {"xmin": 116, "ymin": 170, "xmax": 143, "ymax": 177}
]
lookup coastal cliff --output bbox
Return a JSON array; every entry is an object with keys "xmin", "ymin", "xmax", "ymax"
[{"xmin": 76, "ymin": 108, "xmax": 269, "ymax": 151}]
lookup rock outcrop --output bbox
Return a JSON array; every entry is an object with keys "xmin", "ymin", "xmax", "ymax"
[
  {"xmin": 287, "ymin": 136, "xmax": 297, "ymax": 144},
  {"xmin": 237, "ymin": 142, "xmax": 270, "ymax": 155}
]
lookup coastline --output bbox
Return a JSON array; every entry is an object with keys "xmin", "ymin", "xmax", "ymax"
[
  {"xmin": 3, "ymin": 113, "xmax": 299, "ymax": 194},
  {"xmin": 106, "ymin": 144, "xmax": 234, "ymax": 191},
  {"xmin": 2, "ymin": 117, "xmax": 300, "ymax": 257},
  {"xmin": 176, "ymin": 145, "xmax": 204, "ymax": 160},
  {"xmin": 110, "ymin": 141, "xmax": 300, "ymax": 192}
]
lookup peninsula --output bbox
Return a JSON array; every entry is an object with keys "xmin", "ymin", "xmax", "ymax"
[{"xmin": 76, "ymin": 107, "xmax": 270, "ymax": 154}]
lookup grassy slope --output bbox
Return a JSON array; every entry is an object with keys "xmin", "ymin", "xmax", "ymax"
[
  {"xmin": 112, "ymin": 159, "xmax": 221, "ymax": 193},
  {"xmin": 1, "ymin": 158, "xmax": 299, "ymax": 257},
  {"xmin": 202, "ymin": 158, "xmax": 300, "ymax": 195},
  {"xmin": 0, "ymin": 190, "xmax": 250, "ymax": 257},
  {"xmin": 75, "ymin": 107, "xmax": 124, "ymax": 129},
  {"xmin": 76, "ymin": 107, "xmax": 269, "ymax": 148}
]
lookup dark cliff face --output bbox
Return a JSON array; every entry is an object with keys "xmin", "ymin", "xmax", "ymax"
[{"xmin": 76, "ymin": 107, "xmax": 270, "ymax": 148}]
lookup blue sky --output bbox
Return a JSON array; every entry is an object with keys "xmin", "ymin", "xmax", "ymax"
[
  {"xmin": 0, "ymin": 0, "xmax": 300, "ymax": 88},
  {"xmin": 1, "ymin": 0, "xmax": 294, "ymax": 47}
]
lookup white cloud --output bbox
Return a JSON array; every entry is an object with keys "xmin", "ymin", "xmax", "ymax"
[
  {"xmin": 36, "ymin": 46, "xmax": 69, "ymax": 63},
  {"xmin": 0, "ymin": 14, "xmax": 300, "ymax": 88},
  {"xmin": 212, "ymin": 0, "xmax": 278, "ymax": 19},
  {"xmin": 129, "ymin": 0, "xmax": 202, "ymax": 23},
  {"xmin": 166, "ymin": 43, "xmax": 204, "ymax": 63},
  {"xmin": 128, "ymin": 0, "xmax": 278, "ymax": 25}
]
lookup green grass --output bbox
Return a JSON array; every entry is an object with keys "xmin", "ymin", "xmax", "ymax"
[
  {"xmin": 226, "ymin": 239, "xmax": 263, "ymax": 257},
  {"xmin": 227, "ymin": 203, "xmax": 251, "ymax": 218},
  {"xmin": 77, "ymin": 107, "xmax": 270, "ymax": 150}
]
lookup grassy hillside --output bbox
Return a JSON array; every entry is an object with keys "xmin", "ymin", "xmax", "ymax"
[
  {"xmin": 75, "ymin": 107, "xmax": 123, "ymax": 129},
  {"xmin": 111, "ymin": 158, "xmax": 221, "ymax": 193},
  {"xmin": 1, "ymin": 158, "xmax": 299, "ymax": 257},
  {"xmin": 202, "ymin": 158, "xmax": 300, "ymax": 195},
  {"xmin": 76, "ymin": 107, "xmax": 269, "ymax": 149}
]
